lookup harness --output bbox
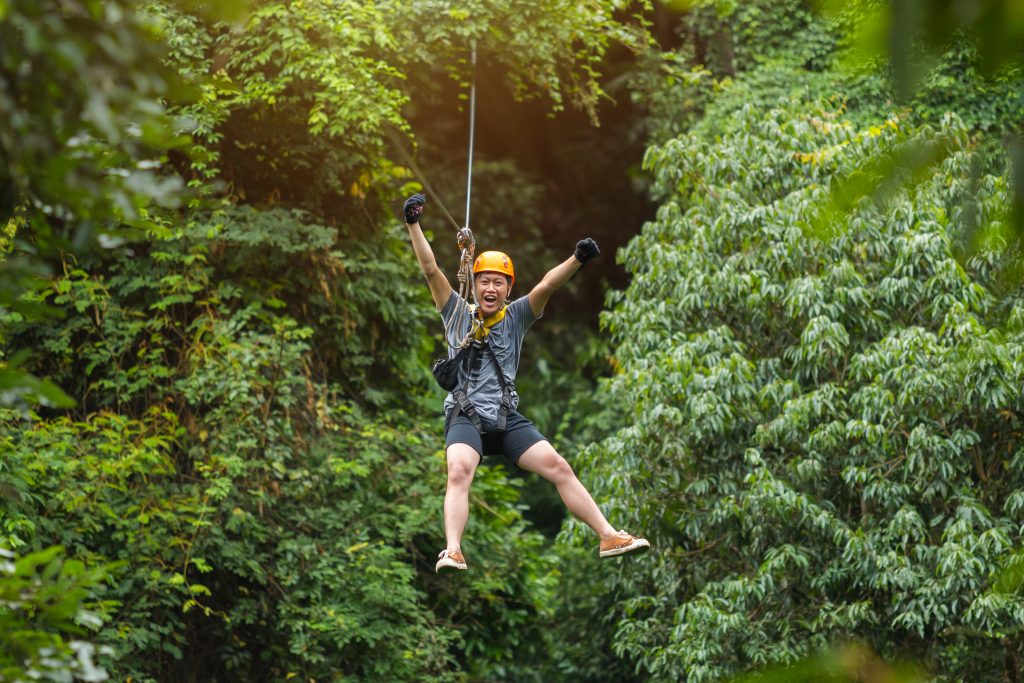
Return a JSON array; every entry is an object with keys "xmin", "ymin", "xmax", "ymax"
[
  {"xmin": 448, "ymin": 338, "xmax": 515, "ymax": 434},
  {"xmin": 440, "ymin": 304, "xmax": 515, "ymax": 434}
]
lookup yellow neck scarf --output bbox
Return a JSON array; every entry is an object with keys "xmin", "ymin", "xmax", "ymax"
[{"xmin": 472, "ymin": 304, "xmax": 507, "ymax": 341}]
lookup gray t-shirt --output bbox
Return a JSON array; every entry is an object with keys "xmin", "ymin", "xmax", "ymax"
[{"xmin": 440, "ymin": 291, "xmax": 538, "ymax": 424}]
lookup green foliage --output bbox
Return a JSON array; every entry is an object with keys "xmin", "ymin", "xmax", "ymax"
[
  {"xmin": 0, "ymin": 0, "xmax": 197, "ymax": 407},
  {"xmin": 0, "ymin": 199, "xmax": 568, "ymax": 680},
  {"xmin": 156, "ymin": 0, "xmax": 652, "ymax": 217},
  {"xmin": 822, "ymin": 0, "xmax": 1024, "ymax": 252},
  {"xmin": 729, "ymin": 643, "xmax": 923, "ymax": 683},
  {"xmin": 577, "ymin": 99, "xmax": 1024, "ymax": 681},
  {"xmin": 399, "ymin": 0, "xmax": 654, "ymax": 120},
  {"xmin": 824, "ymin": 0, "xmax": 1024, "ymax": 99},
  {"xmin": 633, "ymin": 0, "xmax": 1023, "ymax": 147},
  {"xmin": 0, "ymin": 0, "xmax": 188, "ymax": 231},
  {"xmin": 626, "ymin": 50, "xmax": 715, "ymax": 144},
  {"xmin": 0, "ymin": 546, "xmax": 111, "ymax": 683}
]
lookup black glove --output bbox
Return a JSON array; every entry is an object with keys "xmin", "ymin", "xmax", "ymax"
[
  {"xmin": 403, "ymin": 193, "xmax": 426, "ymax": 224},
  {"xmin": 574, "ymin": 238, "xmax": 600, "ymax": 264}
]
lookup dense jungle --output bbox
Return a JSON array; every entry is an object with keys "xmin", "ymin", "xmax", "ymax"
[{"xmin": 2, "ymin": 0, "xmax": 1024, "ymax": 681}]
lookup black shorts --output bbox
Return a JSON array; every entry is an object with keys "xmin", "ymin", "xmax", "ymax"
[{"xmin": 444, "ymin": 408, "xmax": 547, "ymax": 468}]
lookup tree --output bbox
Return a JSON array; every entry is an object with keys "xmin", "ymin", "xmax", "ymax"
[{"xmin": 573, "ymin": 98, "xmax": 1024, "ymax": 681}]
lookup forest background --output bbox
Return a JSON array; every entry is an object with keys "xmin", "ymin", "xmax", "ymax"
[{"xmin": 1, "ymin": 0, "xmax": 1023, "ymax": 681}]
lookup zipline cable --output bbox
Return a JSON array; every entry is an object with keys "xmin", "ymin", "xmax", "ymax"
[
  {"xmin": 446, "ymin": 40, "xmax": 482, "ymax": 348},
  {"xmin": 464, "ymin": 40, "xmax": 477, "ymax": 232},
  {"xmin": 387, "ymin": 42, "xmax": 483, "ymax": 347},
  {"xmin": 387, "ymin": 41, "xmax": 478, "ymax": 236},
  {"xmin": 459, "ymin": 40, "xmax": 480, "ymax": 316}
]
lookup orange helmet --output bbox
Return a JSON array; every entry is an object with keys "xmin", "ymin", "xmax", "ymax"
[{"xmin": 473, "ymin": 251, "xmax": 514, "ymax": 287}]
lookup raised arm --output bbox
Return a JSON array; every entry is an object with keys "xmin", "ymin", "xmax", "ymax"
[
  {"xmin": 403, "ymin": 194, "xmax": 454, "ymax": 310},
  {"xmin": 528, "ymin": 238, "xmax": 601, "ymax": 318}
]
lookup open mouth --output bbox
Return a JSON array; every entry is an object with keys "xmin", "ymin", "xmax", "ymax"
[{"xmin": 482, "ymin": 294, "xmax": 498, "ymax": 306}]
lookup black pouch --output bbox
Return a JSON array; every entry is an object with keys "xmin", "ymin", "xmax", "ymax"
[{"xmin": 431, "ymin": 345, "xmax": 473, "ymax": 392}]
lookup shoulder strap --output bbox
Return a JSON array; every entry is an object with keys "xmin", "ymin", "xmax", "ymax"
[
  {"xmin": 482, "ymin": 342, "xmax": 509, "ymax": 390},
  {"xmin": 483, "ymin": 342, "xmax": 514, "ymax": 433}
]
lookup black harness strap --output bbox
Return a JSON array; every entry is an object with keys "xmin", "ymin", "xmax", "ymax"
[
  {"xmin": 449, "ymin": 340, "xmax": 514, "ymax": 435},
  {"xmin": 483, "ymin": 343, "xmax": 513, "ymax": 433},
  {"xmin": 452, "ymin": 387, "xmax": 483, "ymax": 432}
]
